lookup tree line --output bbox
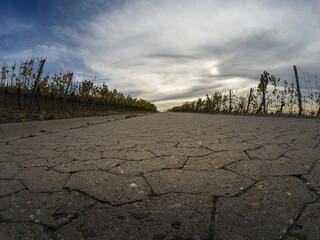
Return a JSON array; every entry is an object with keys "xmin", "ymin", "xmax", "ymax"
[
  {"xmin": 0, "ymin": 58, "xmax": 157, "ymax": 117},
  {"xmin": 168, "ymin": 71, "xmax": 320, "ymax": 117}
]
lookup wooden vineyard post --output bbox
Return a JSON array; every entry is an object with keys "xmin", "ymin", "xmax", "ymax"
[
  {"xmin": 17, "ymin": 87, "xmax": 21, "ymax": 110},
  {"xmin": 262, "ymin": 83, "xmax": 266, "ymax": 114},
  {"xmin": 3, "ymin": 88, "xmax": 8, "ymax": 108},
  {"xmin": 229, "ymin": 89, "xmax": 232, "ymax": 113},
  {"xmin": 293, "ymin": 65, "xmax": 303, "ymax": 115},
  {"xmin": 36, "ymin": 85, "xmax": 41, "ymax": 111},
  {"xmin": 246, "ymin": 88, "xmax": 253, "ymax": 113},
  {"xmin": 30, "ymin": 59, "xmax": 46, "ymax": 109}
]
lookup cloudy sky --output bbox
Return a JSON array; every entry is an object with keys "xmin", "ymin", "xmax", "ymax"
[{"xmin": 1, "ymin": 0, "xmax": 320, "ymax": 110}]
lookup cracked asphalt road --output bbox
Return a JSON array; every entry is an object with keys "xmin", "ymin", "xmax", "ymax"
[{"xmin": 0, "ymin": 112, "xmax": 319, "ymax": 240}]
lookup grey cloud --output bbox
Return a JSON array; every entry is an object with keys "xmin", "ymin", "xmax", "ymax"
[
  {"xmin": 149, "ymin": 75, "xmax": 256, "ymax": 103},
  {"xmin": 2, "ymin": 0, "xmax": 320, "ymax": 111},
  {"xmin": 75, "ymin": 0, "xmax": 320, "ymax": 108},
  {"xmin": 146, "ymin": 54, "xmax": 198, "ymax": 60}
]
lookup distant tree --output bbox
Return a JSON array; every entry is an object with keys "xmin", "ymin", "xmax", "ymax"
[
  {"xmin": 256, "ymin": 71, "xmax": 270, "ymax": 114},
  {"xmin": 196, "ymin": 98, "xmax": 204, "ymax": 112}
]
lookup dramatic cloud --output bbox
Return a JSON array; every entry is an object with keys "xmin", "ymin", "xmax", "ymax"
[{"xmin": 1, "ymin": 0, "xmax": 320, "ymax": 110}]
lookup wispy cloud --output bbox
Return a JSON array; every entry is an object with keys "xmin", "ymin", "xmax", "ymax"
[
  {"xmin": 1, "ymin": 0, "xmax": 320, "ymax": 110},
  {"xmin": 74, "ymin": 0, "xmax": 320, "ymax": 109}
]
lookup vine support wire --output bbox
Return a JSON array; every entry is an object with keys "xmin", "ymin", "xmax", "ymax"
[{"xmin": 296, "ymin": 66, "xmax": 320, "ymax": 115}]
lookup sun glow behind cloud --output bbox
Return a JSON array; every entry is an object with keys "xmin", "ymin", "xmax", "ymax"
[{"xmin": 210, "ymin": 68, "xmax": 218, "ymax": 75}]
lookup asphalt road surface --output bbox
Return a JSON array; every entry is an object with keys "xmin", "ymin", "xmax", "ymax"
[{"xmin": 0, "ymin": 112, "xmax": 319, "ymax": 240}]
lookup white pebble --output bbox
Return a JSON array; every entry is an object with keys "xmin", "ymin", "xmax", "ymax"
[
  {"xmin": 130, "ymin": 183, "xmax": 137, "ymax": 188},
  {"xmin": 171, "ymin": 203, "xmax": 182, "ymax": 208}
]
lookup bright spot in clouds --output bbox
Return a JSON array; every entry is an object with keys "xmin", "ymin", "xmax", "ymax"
[{"xmin": 210, "ymin": 68, "xmax": 218, "ymax": 75}]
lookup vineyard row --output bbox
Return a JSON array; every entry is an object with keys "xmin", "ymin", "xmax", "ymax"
[
  {"xmin": 169, "ymin": 70, "xmax": 320, "ymax": 117},
  {"xmin": 0, "ymin": 58, "xmax": 157, "ymax": 115}
]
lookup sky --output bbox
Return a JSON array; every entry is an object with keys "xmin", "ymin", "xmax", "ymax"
[{"xmin": 1, "ymin": 0, "xmax": 320, "ymax": 111}]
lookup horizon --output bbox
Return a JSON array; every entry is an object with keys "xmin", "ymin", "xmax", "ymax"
[{"xmin": 1, "ymin": 0, "xmax": 320, "ymax": 111}]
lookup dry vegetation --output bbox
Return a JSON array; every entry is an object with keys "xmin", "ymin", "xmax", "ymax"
[
  {"xmin": 0, "ymin": 58, "xmax": 157, "ymax": 123},
  {"xmin": 169, "ymin": 71, "xmax": 320, "ymax": 117}
]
